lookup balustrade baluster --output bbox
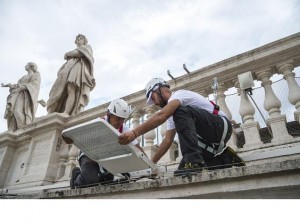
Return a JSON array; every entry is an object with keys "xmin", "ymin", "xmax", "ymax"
[
  {"xmin": 277, "ymin": 61, "xmax": 300, "ymax": 123},
  {"xmin": 144, "ymin": 106, "xmax": 158, "ymax": 159},
  {"xmin": 235, "ymin": 80, "xmax": 263, "ymax": 149},
  {"xmin": 256, "ymin": 68, "xmax": 293, "ymax": 143}
]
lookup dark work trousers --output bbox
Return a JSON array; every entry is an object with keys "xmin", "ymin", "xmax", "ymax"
[
  {"xmin": 174, "ymin": 106, "xmax": 232, "ymax": 169},
  {"xmin": 73, "ymin": 155, "xmax": 100, "ymax": 187}
]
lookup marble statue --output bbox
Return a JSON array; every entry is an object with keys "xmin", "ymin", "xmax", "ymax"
[
  {"xmin": 47, "ymin": 34, "xmax": 95, "ymax": 115},
  {"xmin": 1, "ymin": 62, "xmax": 41, "ymax": 131}
]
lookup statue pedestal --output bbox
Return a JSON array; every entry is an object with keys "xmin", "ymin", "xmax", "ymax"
[{"xmin": 0, "ymin": 113, "xmax": 67, "ymax": 189}]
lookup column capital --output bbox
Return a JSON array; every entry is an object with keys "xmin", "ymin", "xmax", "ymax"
[
  {"xmin": 131, "ymin": 107, "xmax": 144, "ymax": 118},
  {"xmin": 276, "ymin": 61, "xmax": 294, "ymax": 75},
  {"xmin": 233, "ymin": 78, "xmax": 240, "ymax": 89},
  {"xmin": 255, "ymin": 68, "xmax": 272, "ymax": 80},
  {"xmin": 217, "ymin": 83, "xmax": 227, "ymax": 94}
]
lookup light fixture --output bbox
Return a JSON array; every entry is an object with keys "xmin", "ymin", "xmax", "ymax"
[
  {"xmin": 238, "ymin": 71, "xmax": 255, "ymax": 95},
  {"xmin": 238, "ymin": 71, "xmax": 273, "ymax": 137}
]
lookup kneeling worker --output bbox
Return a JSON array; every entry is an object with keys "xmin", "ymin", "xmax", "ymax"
[
  {"xmin": 118, "ymin": 78, "xmax": 244, "ymax": 176},
  {"xmin": 64, "ymin": 98, "xmax": 143, "ymax": 188}
]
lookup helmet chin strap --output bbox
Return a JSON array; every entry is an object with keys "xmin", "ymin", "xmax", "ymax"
[
  {"xmin": 157, "ymin": 86, "xmax": 167, "ymax": 107},
  {"xmin": 107, "ymin": 111, "xmax": 112, "ymax": 124}
]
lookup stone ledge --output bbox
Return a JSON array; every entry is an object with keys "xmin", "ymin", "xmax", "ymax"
[{"xmin": 2, "ymin": 158, "xmax": 300, "ymax": 199}]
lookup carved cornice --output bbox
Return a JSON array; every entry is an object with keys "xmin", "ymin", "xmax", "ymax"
[{"xmin": 0, "ymin": 131, "xmax": 30, "ymax": 146}]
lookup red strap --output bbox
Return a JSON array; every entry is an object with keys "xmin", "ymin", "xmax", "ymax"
[
  {"xmin": 210, "ymin": 101, "xmax": 219, "ymax": 115},
  {"xmin": 118, "ymin": 124, "xmax": 123, "ymax": 133}
]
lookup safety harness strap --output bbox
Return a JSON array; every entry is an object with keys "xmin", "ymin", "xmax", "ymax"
[
  {"xmin": 197, "ymin": 116, "xmax": 229, "ymax": 156},
  {"xmin": 210, "ymin": 101, "xmax": 220, "ymax": 115},
  {"xmin": 197, "ymin": 136, "xmax": 218, "ymax": 155},
  {"xmin": 215, "ymin": 116, "xmax": 228, "ymax": 156}
]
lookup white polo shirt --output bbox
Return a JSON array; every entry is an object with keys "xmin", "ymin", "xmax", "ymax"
[{"xmin": 166, "ymin": 90, "xmax": 228, "ymax": 130}]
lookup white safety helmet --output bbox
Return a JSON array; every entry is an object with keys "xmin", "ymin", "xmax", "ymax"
[
  {"xmin": 145, "ymin": 77, "xmax": 169, "ymax": 105},
  {"xmin": 107, "ymin": 99, "xmax": 130, "ymax": 119}
]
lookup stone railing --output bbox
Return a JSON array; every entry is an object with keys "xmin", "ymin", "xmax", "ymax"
[
  {"xmin": 0, "ymin": 32, "xmax": 300, "ymax": 191},
  {"xmin": 123, "ymin": 32, "xmax": 300, "ymax": 163}
]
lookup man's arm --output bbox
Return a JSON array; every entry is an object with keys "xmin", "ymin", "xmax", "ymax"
[
  {"xmin": 118, "ymin": 99, "xmax": 181, "ymax": 145},
  {"xmin": 152, "ymin": 129, "xmax": 176, "ymax": 163}
]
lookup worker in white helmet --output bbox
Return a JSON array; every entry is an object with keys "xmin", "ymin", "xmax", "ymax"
[
  {"xmin": 119, "ymin": 78, "xmax": 244, "ymax": 176},
  {"xmin": 66, "ymin": 98, "xmax": 143, "ymax": 188}
]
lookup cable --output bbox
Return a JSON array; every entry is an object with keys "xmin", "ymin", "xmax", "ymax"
[{"xmin": 246, "ymin": 91, "xmax": 273, "ymax": 137}]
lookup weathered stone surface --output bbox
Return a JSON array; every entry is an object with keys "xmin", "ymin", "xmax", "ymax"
[
  {"xmin": 1, "ymin": 62, "xmax": 41, "ymax": 132},
  {"xmin": 2, "ymin": 158, "xmax": 300, "ymax": 199},
  {"xmin": 47, "ymin": 34, "xmax": 95, "ymax": 116}
]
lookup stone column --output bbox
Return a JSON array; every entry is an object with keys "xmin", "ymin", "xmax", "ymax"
[
  {"xmin": 277, "ymin": 61, "xmax": 300, "ymax": 123},
  {"xmin": 131, "ymin": 107, "xmax": 144, "ymax": 144},
  {"xmin": 218, "ymin": 84, "xmax": 232, "ymax": 121},
  {"xmin": 218, "ymin": 83, "xmax": 239, "ymax": 149},
  {"xmin": 256, "ymin": 68, "xmax": 293, "ymax": 143},
  {"xmin": 158, "ymin": 121, "xmax": 172, "ymax": 163},
  {"xmin": 55, "ymin": 138, "xmax": 69, "ymax": 181},
  {"xmin": 235, "ymin": 80, "xmax": 263, "ymax": 149},
  {"xmin": 60, "ymin": 144, "xmax": 79, "ymax": 180},
  {"xmin": 144, "ymin": 105, "xmax": 157, "ymax": 159},
  {"xmin": 169, "ymin": 141, "xmax": 179, "ymax": 163}
]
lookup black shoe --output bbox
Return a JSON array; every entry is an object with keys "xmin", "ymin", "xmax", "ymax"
[
  {"xmin": 70, "ymin": 167, "xmax": 81, "ymax": 189},
  {"xmin": 225, "ymin": 146, "xmax": 246, "ymax": 167},
  {"xmin": 174, "ymin": 162, "xmax": 207, "ymax": 176},
  {"xmin": 99, "ymin": 171, "xmax": 114, "ymax": 184}
]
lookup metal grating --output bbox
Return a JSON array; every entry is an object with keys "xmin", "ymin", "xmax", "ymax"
[{"xmin": 62, "ymin": 121, "xmax": 132, "ymax": 160}]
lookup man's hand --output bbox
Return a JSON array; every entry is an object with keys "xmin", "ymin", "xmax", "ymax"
[{"xmin": 118, "ymin": 131, "xmax": 136, "ymax": 145}]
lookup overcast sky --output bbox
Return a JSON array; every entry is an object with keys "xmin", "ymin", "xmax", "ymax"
[{"xmin": 0, "ymin": 0, "xmax": 299, "ymax": 132}]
